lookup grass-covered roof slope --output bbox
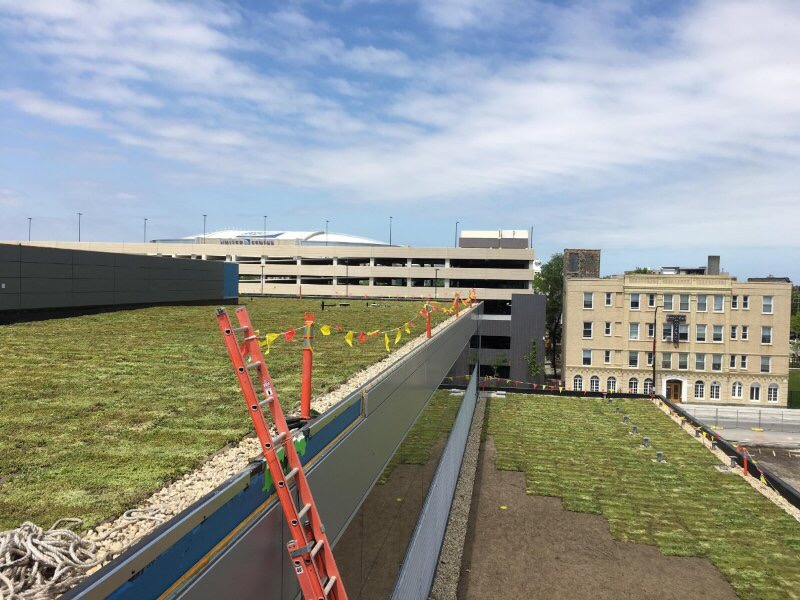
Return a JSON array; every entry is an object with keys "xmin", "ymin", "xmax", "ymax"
[
  {"xmin": 486, "ymin": 395, "xmax": 800, "ymax": 600},
  {"xmin": 0, "ymin": 297, "xmax": 446, "ymax": 530}
]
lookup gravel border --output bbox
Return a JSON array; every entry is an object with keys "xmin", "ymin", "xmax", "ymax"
[
  {"xmin": 429, "ymin": 393, "xmax": 486, "ymax": 600},
  {"xmin": 82, "ymin": 307, "xmax": 471, "ymax": 572}
]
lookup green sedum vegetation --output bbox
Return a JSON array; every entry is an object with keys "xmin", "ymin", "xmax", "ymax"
[
  {"xmin": 486, "ymin": 395, "xmax": 800, "ymax": 600},
  {"xmin": 0, "ymin": 297, "xmax": 447, "ymax": 530}
]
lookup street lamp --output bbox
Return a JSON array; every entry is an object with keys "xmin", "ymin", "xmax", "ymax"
[
  {"xmin": 389, "ymin": 216, "xmax": 393, "ymax": 246},
  {"xmin": 203, "ymin": 214, "xmax": 207, "ymax": 244},
  {"xmin": 27, "ymin": 217, "xmax": 31, "ymax": 241},
  {"xmin": 77, "ymin": 212, "xmax": 82, "ymax": 242},
  {"xmin": 143, "ymin": 218, "xmax": 148, "ymax": 243},
  {"xmin": 325, "ymin": 220, "xmax": 329, "ymax": 247},
  {"xmin": 434, "ymin": 267, "xmax": 439, "ymax": 299},
  {"xmin": 652, "ymin": 304, "xmax": 660, "ymax": 397},
  {"xmin": 263, "ymin": 215, "xmax": 267, "ymax": 241},
  {"xmin": 454, "ymin": 221, "xmax": 459, "ymax": 248}
]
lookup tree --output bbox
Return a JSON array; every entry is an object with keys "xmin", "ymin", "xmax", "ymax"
[
  {"xmin": 533, "ymin": 252, "xmax": 563, "ymax": 378},
  {"xmin": 631, "ymin": 266, "xmax": 652, "ymax": 274},
  {"xmin": 525, "ymin": 337, "xmax": 542, "ymax": 381}
]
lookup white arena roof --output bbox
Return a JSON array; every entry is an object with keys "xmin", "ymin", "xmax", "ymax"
[{"xmin": 153, "ymin": 230, "xmax": 390, "ymax": 246}]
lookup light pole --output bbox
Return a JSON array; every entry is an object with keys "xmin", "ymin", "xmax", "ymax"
[
  {"xmin": 434, "ymin": 267, "xmax": 439, "ymax": 299},
  {"xmin": 345, "ymin": 261, "xmax": 349, "ymax": 298},
  {"xmin": 325, "ymin": 220, "xmax": 329, "ymax": 247},
  {"xmin": 203, "ymin": 214, "xmax": 207, "ymax": 244},
  {"xmin": 454, "ymin": 221, "xmax": 459, "ymax": 248},
  {"xmin": 143, "ymin": 218, "xmax": 148, "ymax": 243},
  {"xmin": 77, "ymin": 212, "xmax": 82, "ymax": 242},
  {"xmin": 263, "ymin": 215, "xmax": 267, "ymax": 241},
  {"xmin": 27, "ymin": 217, "xmax": 31, "ymax": 241},
  {"xmin": 389, "ymin": 216, "xmax": 393, "ymax": 246},
  {"xmin": 652, "ymin": 304, "xmax": 660, "ymax": 397}
]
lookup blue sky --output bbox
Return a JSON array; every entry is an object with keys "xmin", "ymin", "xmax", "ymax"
[{"xmin": 1, "ymin": 0, "xmax": 799, "ymax": 280}]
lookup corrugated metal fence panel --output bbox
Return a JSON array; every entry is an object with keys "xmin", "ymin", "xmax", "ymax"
[{"xmin": 391, "ymin": 365, "xmax": 479, "ymax": 600}]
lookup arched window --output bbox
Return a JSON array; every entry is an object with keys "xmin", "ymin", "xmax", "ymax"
[
  {"xmin": 768, "ymin": 384, "xmax": 779, "ymax": 403},
  {"xmin": 607, "ymin": 377, "xmax": 617, "ymax": 393},
  {"xmin": 732, "ymin": 381, "xmax": 742, "ymax": 398},
  {"xmin": 710, "ymin": 381, "xmax": 720, "ymax": 400},
  {"xmin": 750, "ymin": 383, "xmax": 761, "ymax": 401},
  {"xmin": 643, "ymin": 378, "xmax": 653, "ymax": 395},
  {"xmin": 628, "ymin": 378, "xmax": 638, "ymax": 394},
  {"xmin": 694, "ymin": 380, "xmax": 705, "ymax": 399},
  {"xmin": 590, "ymin": 376, "xmax": 600, "ymax": 392},
  {"xmin": 573, "ymin": 375, "xmax": 583, "ymax": 391}
]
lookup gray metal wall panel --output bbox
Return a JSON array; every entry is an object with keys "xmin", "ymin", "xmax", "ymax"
[
  {"xmin": 0, "ymin": 278, "xmax": 21, "ymax": 293},
  {"xmin": 22, "ymin": 278, "xmax": 73, "ymax": 293},
  {"xmin": 174, "ymin": 307, "xmax": 481, "ymax": 600},
  {"xmin": 0, "ymin": 294, "xmax": 21, "ymax": 310},
  {"xmin": 509, "ymin": 293, "xmax": 545, "ymax": 382},
  {"xmin": 0, "ymin": 245, "xmax": 21, "ymax": 261},
  {"xmin": 20, "ymin": 246, "xmax": 71, "ymax": 264},
  {"xmin": 0, "ymin": 262, "xmax": 21, "ymax": 278},
  {"xmin": 21, "ymin": 262, "xmax": 73, "ymax": 279}
]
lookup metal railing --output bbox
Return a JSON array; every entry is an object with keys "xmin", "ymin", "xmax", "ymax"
[{"xmin": 681, "ymin": 405, "xmax": 800, "ymax": 433}]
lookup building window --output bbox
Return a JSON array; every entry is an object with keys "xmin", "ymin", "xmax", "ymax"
[
  {"xmin": 605, "ymin": 292, "xmax": 613, "ymax": 306},
  {"xmin": 663, "ymin": 294, "xmax": 673, "ymax": 311},
  {"xmin": 678, "ymin": 323, "xmax": 689, "ymax": 341},
  {"xmin": 643, "ymin": 378, "xmax": 654, "ymax": 395},
  {"xmin": 732, "ymin": 381, "xmax": 743, "ymax": 398},
  {"xmin": 741, "ymin": 326, "xmax": 749, "ymax": 340},
  {"xmin": 573, "ymin": 375, "xmax": 583, "ymax": 391},
  {"xmin": 695, "ymin": 353, "xmax": 706, "ymax": 371},
  {"xmin": 740, "ymin": 355, "xmax": 748, "ymax": 369},
  {"xmin": 680, "ymin": 294, "xmax": 690, "ymax": 311},
  {"xmin": 713, "ymin": 325, "xmax": 723, "ymax": 342},
  {"xmin": 750, "ymin": 383, "xmax": 760, "ymax": 401},
  {"xmin": 582, "ymin": 350, "xmax": 592, "ymax": 366},
  {"xmin": 604, "ymin": 350, "xmax": 612, "ymax": 364},
  {"xmin": 648, "ymin": 293, "xmax": 656, "ymax": 308},
  {"xmin": 761, "ymin": 356, "xmax": 771, "ymax": 373},
  {"xmin": 629, "ymin": 351, "xmax": 639, "ymax": 368},
  {"xmin": 647, "ymin": 323, "xmax": 655, "ymax": 338},
  {"xmin": 630, "ymin": 293, "xmax": 640, "ymax": 310},
  {"xmin": 662, "ymin": 323, "xmax": 672, "ymax": 342},
  {"xmin": 678, "ymin": 352, "xmax": 688, "ymax": 370},
  {"xmin": 730, "ymin": 325, "xmax": 737, "ymax": 340},
  {"xmin": 605, "ymin": 321, "xmax": 612, "ymax": 336},
  {"xmin": 761, "ymin": 326, "xmax": 772, "ymax": 344},
  {"xmin": 713, "ymin": 295, "xmax": 724, "ymax": 312},
  {"xmin": 768, "ymin": 384, "xmax": 779, "ymax": 403},
  {"xmin": 742, "ymin": 295, "xmax": 750, "ymax": 309},
  {"xmin": 696, "ymin": 324, "xmax": 707, "ymax": 342},
  {"xmin": 694, "ymin": 380, "xmax": 705, "ymax": 399},
  {"xmin": 712, "ymin": 354, "xmax": 722, "ymax": 371},
  {"xmin": 607, "ymin": 377, "xmax": 617, "ymax": 393},
  {"xmin": 584, "ymin": 292, "xmax": 593, "ymax": 309},
  {"xmin": 629, "ymin": 323, "xmax": 640, "ymax": 340},
  {"xmin": 697, "ymin": 295, "xmax": 707, "ymax": 311},
  {"xmin": 732, "ymin": 295, "xmax": 738, "ymax": 309},
  {"xmin": 729, "ymin": 354, "xmax": 737, "ymax": 369},
  {"xmin": 629, "ymin": 378, "xmax": 639, "ymax": 393},
  {"xmin": 762, "ymin": 296, "xmax": 773, "ymax": 314},
  {"xmin": 583, "ymin": 321, "xmax": 593, "ymax": 339},
  {"xmin": 590, "ymin": 376, "xmax": 600, "ymax": 392},
  {"xmin": 710, "ymin": 381, "xmax": 720, "ymax": 400},
  {"xmin": 647, "ymin": 351, "xmax": 654, "ymax": 366},
  {"xmin": 662, "ymin": 353, "xmax": 672, "ymax": 369}
]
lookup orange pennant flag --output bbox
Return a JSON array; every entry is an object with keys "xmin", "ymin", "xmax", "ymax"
[
  {"xmin": 358, "ymin": 331, "xmax": 366, "ymax": 343},
  {"xmin": 284, "ymin": 328, "xmax": 295, "ymax": 341}
]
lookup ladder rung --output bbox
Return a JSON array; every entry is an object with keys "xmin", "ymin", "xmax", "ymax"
[
  {"xmin": 246, "ymin": 361, "xmax": 261, "ymax": 371},
  {"xmin": 297, "ymin": 503, "xmax": 311, "ymax": 521},
  {"xmin": 232, "ymin": 326, "xmax": 249, "ymax": 334},
  {"xmin": 310, "ymin": 539, "xmax": 324, "ymax": 558},
  {"xmin": 259, "ymin": 397, "xmax": 273, "ymax": 408},
  {"xmin": 243, "ymin": 335, "xmax": 258, "ymax": 342},
  {"xmin": 270, "ymin": 432, "xmax": 286, "ymax": 448},
  {"xmin": 285, "ymin": 467, "xmax": 299, "ymax": 483},
  {"xmin": 323, "ymin": 576, "xmax": 336, "ymax": 595}
]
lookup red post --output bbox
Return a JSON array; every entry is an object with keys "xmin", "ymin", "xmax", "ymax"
[
  {"xmin": 742, "ymin": 446, "xmax": 748, "ymax": 477},
  {"xmin": 454, "ymin": 293, "xmax": 460, "ymax": 317},
  {"xmin": 301, "ymin": 311, "xmax": 315, "ymax": 419},
  {"xmin": 425, "ymin": 308, "xmax": 432, "ymax": 338}
]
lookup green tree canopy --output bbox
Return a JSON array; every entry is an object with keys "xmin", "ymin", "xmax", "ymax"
[{"xmin": 533, "ymin": 252, "xmax": 563, "ymax": 377}]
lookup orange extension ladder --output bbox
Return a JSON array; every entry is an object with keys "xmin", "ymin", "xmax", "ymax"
[{"xmin": 216, "ymin": 306, "xmax": 347, "ymax": 600}]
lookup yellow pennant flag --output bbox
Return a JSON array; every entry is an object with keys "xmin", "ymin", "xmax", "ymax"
[
  {"xmin": 760, "ymin": 474, "xmax": 767, "ymax": 485},
  {"xmin": 404, "ymin": 322, "xmax": 411, "ymax": 334},
  {"xmin": 395, "ymin": 328, "xmax": 402, "ymax": 345},
  {"xmin": 320, "ymin": 324, "xmax": 331, "ymax": 336},
  {"xmin": 368, "ymin": 329, "xmax": 380, "ymax": 336},
  {"xmin": 384, "ymin": 333, "xmax": 390, "ymax": 352},
  {"xmin": 344, "ymin": 330, "xmax": 354, "ymax": 347},
  {"xmin": 259, "ymin": 333, "xmax": 280, "ymax": 354}
]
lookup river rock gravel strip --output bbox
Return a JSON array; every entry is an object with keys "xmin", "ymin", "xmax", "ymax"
[{"xmin": 80, "ymin": 307, "xmax": 470, "ymax": 576}]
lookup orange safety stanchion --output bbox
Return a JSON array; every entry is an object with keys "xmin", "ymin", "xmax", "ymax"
[
  {"xmin": 425, "ymin": 308, "xmax": 432, "ymax": 338},
  {"xmin": 454, "ymin": 293, "xmax": 460, "ymax": 317},
  {"xmin": 301, "ymin": 311, "xmax": 315, "ymax": 420}
]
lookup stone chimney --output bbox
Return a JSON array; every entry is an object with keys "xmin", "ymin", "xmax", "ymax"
[{"xmin": 707, "ymin": 255, "xmax": 720, "ymax": 275}]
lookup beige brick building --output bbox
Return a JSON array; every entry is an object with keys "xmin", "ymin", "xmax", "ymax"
[{"xmin": 562, "ymin": 270, "xmax": 792, "ymax": 406}]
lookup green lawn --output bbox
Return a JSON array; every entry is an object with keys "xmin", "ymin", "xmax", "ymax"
[
  {"xmin": 0, "ymin": 298, "xmax": 447, "ymax": 530},
  {"xmin": 486, "ymin": 395, "xmax": 800, "ymax": 600}
]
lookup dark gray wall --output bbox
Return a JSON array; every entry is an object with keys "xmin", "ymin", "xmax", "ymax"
[
  {"xmin": 0, "ymin": 244, "xmax": 236, "ymax": 314},
  {"xmin": 458, "ymin": 237, "xmax": 528, "ymax": 249}
]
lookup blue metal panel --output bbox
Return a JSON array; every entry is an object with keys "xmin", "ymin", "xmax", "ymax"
[{"xmin": 223, "ymin": 262, "xmax": 239, "ymax": 299}]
